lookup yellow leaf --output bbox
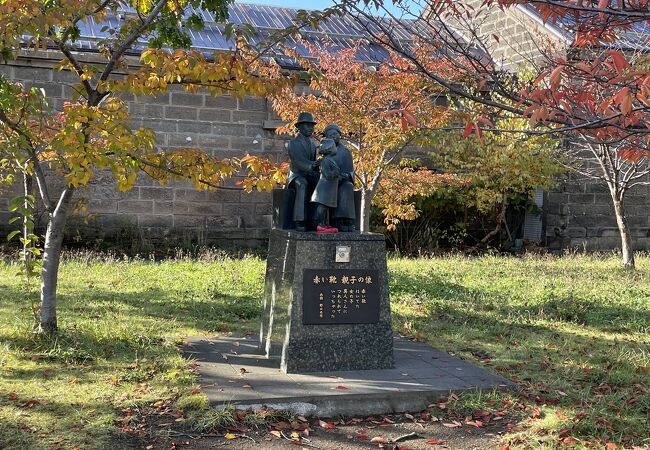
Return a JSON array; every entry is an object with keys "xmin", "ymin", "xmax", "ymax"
[{"xmin": 224, "ymin": 433, "xmax": 237, "ymax": 440}]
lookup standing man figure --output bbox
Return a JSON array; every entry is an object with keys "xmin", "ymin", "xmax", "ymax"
[
  {"xmin": 287, "ymin": 112, "xmax": 320, "ymax": 231},
  {"xmin": 324, "ymin": 123, "xmax": 356, "ymax": 232}
]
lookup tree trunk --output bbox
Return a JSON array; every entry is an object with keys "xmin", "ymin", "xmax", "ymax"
[
  {"xmin": 39, "ymin": 188, "xmax": 74, "ymax": 334},
  {"xmin": 22, "ymin": 172, "xmax": 34, "ymax": 265},
  {"xmin": 612, "ymin": 198, "xmax": 635, "ymax": 269},
  {"xmin": 360, "ymin": 188, "xmax": 372, "ymax": 233},
  {"xmin": 466, "ymin": 197, "xmax": 509, "ymax": 254}
]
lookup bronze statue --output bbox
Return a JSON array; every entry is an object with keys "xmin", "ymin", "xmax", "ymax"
[
  {"xmin": 310, "ymin": 138, "xmax": 340, "ymax": 233},
  {"xmin": 285, "ymin": 115, "xmax": 356, "ymax": 233},
  {"xmin": 286, "ymin": 112, "xmax": 320, "ymax": 232},
  {"xmin": 324, "ymin": 124, "xmax": 356, "ymax": 232}
]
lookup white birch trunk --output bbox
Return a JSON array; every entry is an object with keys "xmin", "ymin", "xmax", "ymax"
[
  {"xmin": 360, "ymin": 188, "xmax": 372, "ymax": 233},
  {"xmin": 22, "ymin": 172, "xmax": 33, "ymax": 264},
  {"xmin": 39, "ymin": 188, "xmax": 74, "ymax": 334},
  {"xmin": 612, "ymin": 198, "xmax": 635, "ymax": 269}
]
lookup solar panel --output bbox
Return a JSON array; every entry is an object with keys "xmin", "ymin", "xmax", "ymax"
[
  {"xmin": 58, "ymin": 2, "xmax": 430, "ymax": 67},
  {"xmin": 518, "ymin": 4, "xmax": 650, "ymax": 51}
]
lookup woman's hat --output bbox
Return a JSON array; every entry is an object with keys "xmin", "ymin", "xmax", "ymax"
[{"xmin": 323, "ymin": 123, "xmax": 342, "ymax": 135}]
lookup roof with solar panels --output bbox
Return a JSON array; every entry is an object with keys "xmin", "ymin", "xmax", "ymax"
[{"xmin": 63, "ymin": 2, "xmax": 419, "ymax": 68}]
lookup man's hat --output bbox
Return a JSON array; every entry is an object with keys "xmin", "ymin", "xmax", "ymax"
[{"xmin": 295, "ymin": 112, "xmax": 317, "ymax": 125}]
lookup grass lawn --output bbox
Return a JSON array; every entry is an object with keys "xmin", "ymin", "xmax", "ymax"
[{"xmin": 0, "ymin": 251, "xmax": 648, "ymax": 449}]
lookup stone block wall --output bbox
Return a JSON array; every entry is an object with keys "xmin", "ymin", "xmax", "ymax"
[
  {"xmin": 544, "ymin": 177, "xmax": 650, "ymax": 251},
  {"xmin": 446, "ymin": 3, "xmax": 650, "ymax": 252},
  {"xmin": 0, "ymin": 57, "xmax": 290, "ymax": 249},
  {"xmin": 446, "ymin": 1, "xmax": 563, "ymax": 70},
  {"xmin": 1, "ymin": 52, "xmax": 648, "ymax": 252}
]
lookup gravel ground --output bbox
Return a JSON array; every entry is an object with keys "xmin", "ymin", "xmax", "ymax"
[{"xmin": 148, "ymin": 416, "xmax": 506, "ymax": 450}]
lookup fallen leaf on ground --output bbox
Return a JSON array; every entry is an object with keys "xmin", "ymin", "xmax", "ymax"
[
  {"xmin": 426, "ymin": 439, "xmax": 447, "ymax": 445},
  {"xmin": 19, "ymin": 400, "xmax": 41, "ymax": 408},
  {"xmin": 224, "ymin": 433, "xmax": 237, "ymax": 440},
  {"xmin": 270, "ymin": 431, "xmax": 281, "ymax": 438},
  {"xmin": 370, "ymin": 436, "xmax": 386, "ymax": 443},
  {"xmin": 319, "ymin": 420, "xmax": 336, "ymax": 429},
  {"xmin": 466, "ymin": 420, "xmax": 483, "ymax": 427},
  {"xmin": 334, "ymin": 385, "xmax": 349, "ymax": 390},
  {"xmin": 442, "ymin": 421, "xmax": 462, "ymax": 428}
]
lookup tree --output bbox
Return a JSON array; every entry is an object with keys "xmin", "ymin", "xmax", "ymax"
[
  {"xmin": 269, "ymin": 42, "xmax": 460, "ymax": 232},
  {"xmin": 341, "ymin": 0, "xmax": 650, "ymax": 267},
  {"xmin": 430, "ymin": 116, "xmax": 563, "ymax": 251},
  {"xmin": 0, "ymin": 0, "xmax": 290, "ymax": 334}
]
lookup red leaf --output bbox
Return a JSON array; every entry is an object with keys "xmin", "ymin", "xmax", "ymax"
[
  {"xmin": 609, "ymin": 51, "xmax": 630, "ymax": 75},
  {"xmin": 426, "ymin": 438, "xmax": 447, "ymax": 445},
  {"xmin": 561, "ymin": 436, "xmax": 578, "ymax": 445},
  {"xmin": 318, "ymin": 420, "xmax": 336, "ymax": 429},
  {"xmin": 620, "ymin": 93, "xmax": 633, "ymax": 115},
  {"xmin": 370, "ymin": 436, "xmax": 386, "ymax": 443},
  {"xmin": 271, "ymin": 421, "xmax": 292, "ymax": 430},
  {"xmin": 476, "ymin": 116, "xmax": 494, "ymax": 128},
  {"xmin": 334, "ymin": 385, "xmax": 349, "ymax": 390},
  {"xmin": 549, "ymin": 66, "xmax": 563, "ymax": 90},
  {"xmin": 463, "ymin": 122, "xmax": 474, "ymax": 138},
  {"xmin": 605, "ymin": 443, "xmax": 617, "ymax": 450},
  {"xmin": 403, "ymin": 110, "xmax": 417, "ymax": 127}
]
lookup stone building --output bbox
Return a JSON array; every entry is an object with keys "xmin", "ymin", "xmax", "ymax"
[
  {"xmin": 437, "ymin": 1, "xmax": 650, "ymax": 251},
  {"xmin": 0, "ymin": 4, "xmax": 396, "ymax": 249},
  {"xmin": 1, "ymin": 2, "xmax": 648, "ymax": 251}
]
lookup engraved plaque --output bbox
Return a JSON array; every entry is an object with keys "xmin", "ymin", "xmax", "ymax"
[
  {"xmin": 303, "ymin": 269, "xmax": 380, "ymax": 325},
  {"xmin": 335, "ymin": 245, "xmax": 351, "ymax": 263}
]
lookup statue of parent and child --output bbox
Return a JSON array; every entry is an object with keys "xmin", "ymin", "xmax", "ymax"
[{"xmin": 286, "ymin": 112, "xmax": 356, "ymax": 233}]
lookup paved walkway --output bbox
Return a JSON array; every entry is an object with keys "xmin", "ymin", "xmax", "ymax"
[{"xmin": 182, "ymin": 335, "xmax": 514, "ymax": 417}]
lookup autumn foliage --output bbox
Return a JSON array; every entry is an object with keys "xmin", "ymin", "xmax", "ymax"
[
  {"xmin": 0, "ymin": 0, "xmax": 291, "ymax": 333},
  {"xmin": 269, "ymin": 41, "xmax": 463, "ymax": 231}
]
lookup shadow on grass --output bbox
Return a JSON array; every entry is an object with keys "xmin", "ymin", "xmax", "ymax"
[
  {"xmin": 389, "ymin": 270, "xmax": 649, "ymax": 390},
  {"xmin": 0, "ymin": 397, "xmax": 142, "ymax": 450},
  {"xmin": 389, "ymin": 270, "xmax": 650, "ymax": 334},
  {"xmin": 1, "ymin": 284, "xmax": 260, "ymax": 336},
  {"xmin": 389, "ymin": 271, "xmax": 649, "ymax": 442}
]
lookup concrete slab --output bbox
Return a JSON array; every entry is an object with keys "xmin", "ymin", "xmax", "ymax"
[{"xmin": 181, "ymin": 334, "xmax": 515, "ymax": 417}]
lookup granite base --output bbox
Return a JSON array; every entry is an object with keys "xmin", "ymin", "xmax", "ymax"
[{"xmin": 260, "ymin": 229, "xmax": 394, "ymax": 373}]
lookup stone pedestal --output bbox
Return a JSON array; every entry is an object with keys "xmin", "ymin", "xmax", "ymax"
[{"xmin": 260, "ymin": 229, "xmax": 394, "ymax": 373}]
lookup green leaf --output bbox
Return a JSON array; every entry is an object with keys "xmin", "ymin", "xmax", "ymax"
[{"xmin": 7, "ymin": 230, "xmax": 21, "ymax": 241}]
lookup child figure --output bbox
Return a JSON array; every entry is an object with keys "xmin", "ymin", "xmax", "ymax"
[{"xmin": 310, "ymin": 138, "xmax": 340, "ymax": 233}]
